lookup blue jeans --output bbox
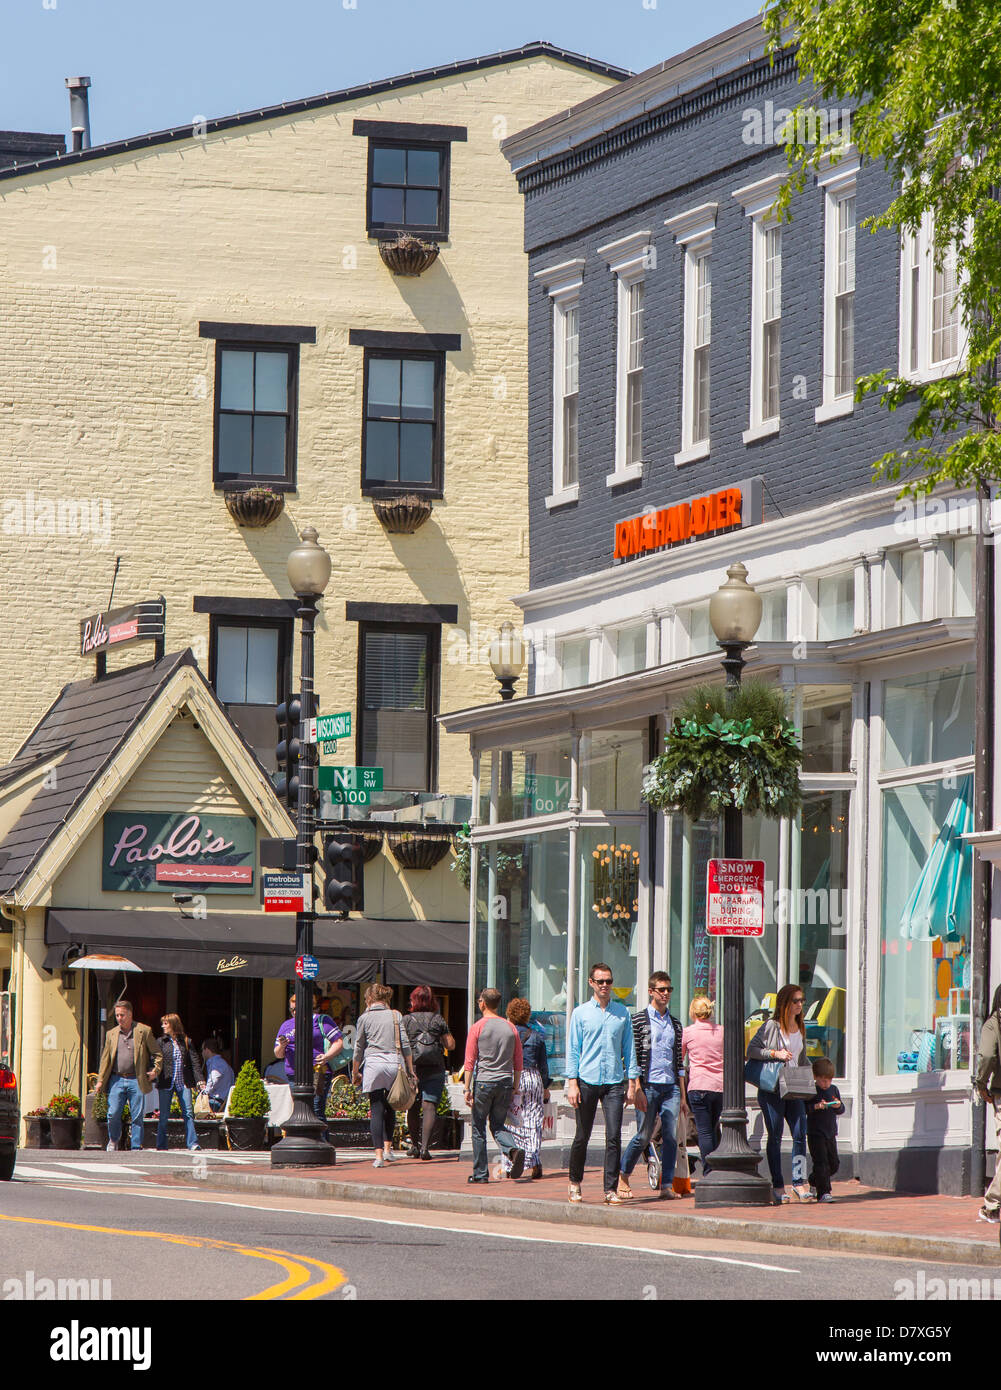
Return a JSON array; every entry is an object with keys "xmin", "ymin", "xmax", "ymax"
[
  {"xmin": 622, "ymin": 1082, "xmax": 680, "ymax": 1188},
  {"xmin": 688, "ymin": 1089, "xmax": 723, "ymax": 1173},
  {"xmin": 757, "ymin": 1089, "xmax": 808, "ymax": 1190},
  {"xmin": 157, "ymin": 1085, "xmax": 197, "ymax": 1149},
  {"xmin": 313, "ymin": 1071, "xmax": 332, "ymax": 1141},
  {"xmin": 107, "ymin": 1075, "xmax": 144, "ymax": 1150},
  {"xmin": 471, "ymin": 1080, "xmax": 520, "ymax": 1180}
]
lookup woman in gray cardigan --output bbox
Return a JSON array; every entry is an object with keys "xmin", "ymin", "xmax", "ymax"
[
  {"xmin": 352, "ymin": 983, "xmax": 415, "ymax": 1168},
  {"xmin": 747, "ymin": 983, "xmax": 813, "ymax": 1204}
]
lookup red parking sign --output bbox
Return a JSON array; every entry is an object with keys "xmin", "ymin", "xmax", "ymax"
[{"xmin": 706, "ymin": 858, "xmax": 765, "ymax": 937}]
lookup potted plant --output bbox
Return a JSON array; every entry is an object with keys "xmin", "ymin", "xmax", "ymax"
[
  {"xmin": 386, "ymin": 827, "xmax": 453, "ymax": 871},
  {"xmin": 642, "ymin": 681, "xmax": 802, "ymax": 821},
  {"xmin": 24, "ymin": 1106, "xmax": 50, "ymax": 1149},
  {"xmin": 451, "ymin": 825, "xmax": 523, "ymax": 890},
  {"xmin": 47, "ymin": 1093, "xmax": 83, "ymax": 1150},
  {"xmin": 429, "ymin": 1085, "xmax": 464, "ymax": 1151},
  {"xmin": 223, "ymin": 484, "xmax": 285, "ymax": 528},
  {"xmin": 225, "ymin": 1061, "xmax": 270, "ymax": 1150},
  {"xmin": 325, "ymin": 1077, "xmax": 374, "ymax": 1148},
  {"xmin": 377, "ymin": 233, "xmax": 440, "ymax": 277}
]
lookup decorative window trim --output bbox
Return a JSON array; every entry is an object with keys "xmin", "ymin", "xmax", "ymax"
[
  {"xmin": 898, "ymin": 211, "xmax": 966, "ymax": 384},
  {"xmin": 598, "ymin": 231, "xmax": 652, "ymax": 485},
  {"xmin": 666, "ymin": 203, "xmax": 717, "ymax": 466},
  {"xmin": 734, "ymin": 174, "xmax": 786, "ymax": 442},
  {"xmin": 536, "ymin": 258, "xmax": 585, "ymax": 505},
  {"xmin": 816, "ymin": 152, "xmax": 860, "ymax": 422}
]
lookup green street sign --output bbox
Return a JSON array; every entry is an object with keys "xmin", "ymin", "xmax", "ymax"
[
  {"xmin": 317, "ymin": 765, "xmax": 383, "ymax": 805},
  {"xmin": 520, "ymin": 773, "xmax": 571, "ymax": 814},
  {"xmin": 320, "ymin": 739, "xmax": 338, "ymax": 756},
  {"xmin": 305, "ymin": 712, "xmax": 352, "ymax": 743}
]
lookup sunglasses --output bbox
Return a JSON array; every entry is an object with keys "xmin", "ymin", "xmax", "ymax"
[
  {"xmin": 591, "ymin": 978, "xmax": 613, "ymax": 986},
  {"xmin": 652, "ymin": 985, "xmax": 673, "ymax": 994}
]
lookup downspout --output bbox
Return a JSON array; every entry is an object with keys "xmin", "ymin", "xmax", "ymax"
[{"xmin": 971, "ymin": 481, "xmax": 994, "ymax": 1195}]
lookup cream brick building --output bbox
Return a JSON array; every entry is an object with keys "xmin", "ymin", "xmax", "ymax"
[{"xmin": 0, "ymin": 45, "xmax": 625, "ymax": 1115}]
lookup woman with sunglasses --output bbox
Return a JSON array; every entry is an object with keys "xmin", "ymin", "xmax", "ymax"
[{"xmin": 747, "ymin": 983, "xmax": 813, "ymax": 1203}]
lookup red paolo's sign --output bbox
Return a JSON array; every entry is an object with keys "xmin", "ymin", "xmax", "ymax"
[{"xmin": 706, "ymin": 858, "xmax": 766, "ymax": 937}]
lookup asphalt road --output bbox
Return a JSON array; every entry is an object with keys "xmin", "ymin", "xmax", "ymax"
[{"xmin": 1, "ymin": 1167, "xmax": 996, "ymax": 1305}]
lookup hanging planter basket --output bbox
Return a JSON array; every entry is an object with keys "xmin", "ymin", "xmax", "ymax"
[
  {"xmin": 353, "ymin": 829, "xmax": 385, "ymax": 863},
  {"xmin": 371, "ymin": 492, "xmax": 433, "ymax": 534},
  {"xmin": 223, "ymin": 486, "xmax": 285, "ymax": 528},
  {"xmin": 642, "ymin": 681, "xmax": 802, "ymax": 822},
  {"xmin": 386, "ymin": 828, "xmax": 453, "ymax": 870},
  {"xmin": 378, "ymin": 233, "xmax": 440, "ymax": 276}
]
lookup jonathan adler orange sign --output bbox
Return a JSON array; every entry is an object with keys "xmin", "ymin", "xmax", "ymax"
[{"xmin": 613, "ymin": 478, "xmax": 762, "ymax": 561}]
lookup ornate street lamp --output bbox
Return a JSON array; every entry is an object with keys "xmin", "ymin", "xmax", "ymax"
[
  {"xmin": 271, "ymin": 526, "xmax": 333, "ymax": 1168},
  {"xmin": 488, "ymin": 621, "xmax": 525, "ymax": 701},
  {"xmin": 695, "ymin": 562, "xmax": 772, "ymax": 1207}
]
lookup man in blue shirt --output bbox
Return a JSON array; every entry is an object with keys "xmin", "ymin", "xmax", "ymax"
[
  {"xmin": 617, "ymin": 971, "xmax": 688, "ymax": 1200},
  {"xmin": 565, "ymin": 962, "xmax": 639, "ymax": 1204}
]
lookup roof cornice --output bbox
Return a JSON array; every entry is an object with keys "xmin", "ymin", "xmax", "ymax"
[{"xmin": 0, "ymin": 42, "xmax": 629, "ymax": 186}]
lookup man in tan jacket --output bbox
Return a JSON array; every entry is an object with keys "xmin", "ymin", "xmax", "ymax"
[{"xmin": 95, "ymin": 1000, "xmax": 161, "ymax": 1151}]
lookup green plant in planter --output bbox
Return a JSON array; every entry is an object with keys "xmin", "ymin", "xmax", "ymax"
[
  {"xmin": 326, "ymin": 1077, "xmax": 370, "ymax": 1120},
  {"xmin": 227, "ymin": 1061, "xmax": 270, "ymax": 1119},
  {"xmin": 643, "ymin": 681, "xmax": 802, "ymax": 821},
  {"xmin": 436, "ymin": 1086, "xmax": 455, "ymax": 1118},
  {"xmin": 91, "ymin": 1091, "xmax": 108, "ymax": 1122},
  {"xmin": 47, "ymin": 1093, "xmax": 81, "ymax": 1118},
  {"xmin": 451, "ymin": 823, "xmax": 472, "ymax": 888},
  {"xmin": 26, "ymin": 1106, "xmax": 48, "ymax": 1119},
  {"xmin": 170, "ymin": 1093, "xmax": 182, "ymax": 1117}
]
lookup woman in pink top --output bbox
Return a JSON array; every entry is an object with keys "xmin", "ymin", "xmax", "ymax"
[{"xmin": 682, "ymin": 996, "xmax": 724, "ymax": 1176}]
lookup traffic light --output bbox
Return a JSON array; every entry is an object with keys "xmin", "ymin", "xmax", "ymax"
[
  {"xmin": 323, "ymin": 834, "xmax": 364, "ymax": 915},
  {"xmin": 275, "ymin": 694, "xmax": 304, "ymax": 811}
]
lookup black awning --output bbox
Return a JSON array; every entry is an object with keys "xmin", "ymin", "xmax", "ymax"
[{"xmin": 44, "ymin": 908, "xmax": 468, "ymax": 988}]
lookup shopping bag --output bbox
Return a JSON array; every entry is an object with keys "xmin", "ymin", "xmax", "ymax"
[
  {"xmin": 193, "ymin": 1090, "xmax": 212, "ymax": 1118},
  {"xmin": 672, "ymin": 1123, "xmax": 692, "ymax": 1196},
  {"xmin": 506, "ymin": 1086, "xmax": 525, "ymax": 1124},
  {"xmin": 778, "ymin": 1064, "xmax": 817, "ymax": 1100},
  {"xmin": 541, "ymin": 1100, "xmax": 557, "ymax": 1137}
]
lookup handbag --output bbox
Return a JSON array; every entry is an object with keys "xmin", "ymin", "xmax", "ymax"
[
  {"xmin": 744, "ymin": 1056, "xmax": 782, "ymax": 1092},
  {"xmin": 779, "ymin": 1063, "xmax": 817, "ymax": 1100},
  {"xmin": 387, "ymin": 1012, "xmax": 418, "ymax": 1112}
]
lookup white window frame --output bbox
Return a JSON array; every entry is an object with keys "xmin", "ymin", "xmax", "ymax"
[
  {"xmin": 665, "ymin": 203, "xmax": 718, "ymax": 466},
  {"xmin": 597, "ymin": 230, "xmax": 652, "ymax": 488},
  {"xmin": 816, "ymin": 151, "xmax": 860, "ymax": 423},
  {"xmin": 898, "ymin": 211, "xmax": 965, "ymax": 385},
  {"xmin": 734, "ymin": 173, "xmax": 787, "ymax": 443},
  {"xmin": 534, "ymin": 258, "xmax": 585, "ymax": 509}
]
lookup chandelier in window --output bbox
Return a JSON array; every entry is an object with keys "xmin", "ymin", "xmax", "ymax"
[{"xmin": 591, "ymin": 842, "xmax": 640, "ymax": 948}]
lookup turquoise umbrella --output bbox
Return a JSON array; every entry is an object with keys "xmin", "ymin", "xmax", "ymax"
[{"xmin": 898, "ymin": 775, "xmax": 973, "ymax": 941}]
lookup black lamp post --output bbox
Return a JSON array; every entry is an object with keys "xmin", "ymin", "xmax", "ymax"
[
  {"xmin": 694, "ymin": 561, "xmax": 773, "ymax": 1207},
  {"xmin": 271, "ymin": 526, "xmax": 334, "ymax": 1169}
]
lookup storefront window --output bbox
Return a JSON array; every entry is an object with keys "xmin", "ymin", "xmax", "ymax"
[
  {"xmin": 879, "ymin": 777, "xmax": 972, "ymax": 1074},
  {"xmin": 794, "ymin": 788, "xmax": 850, "ymax": 1075},
  {"xmin": 580, "ymin": 724, "xmax": 645, "ymax": 811},
  {"xmin": 668, "ymin": 813, "xmax": 779, "ymax": 1029},
  {"xmin": 883, "ymin": 665, "xmax": 974, "ymax": 770},
  {"xmin": 480, "ymin": 735, "xmax": 573, "ymax": 822},
  {"xmin": 685, "ymin": 602, "xmax": 715, "ymax": 656},
  {"xmin": 559, "ymin": 637, "xmax": 590, "ymax": 689},
  {"xmin": 758, "ymin": 588, "xmax": 788, "ymax": 642},
  {"xmin": 800, "ymin": 685, "xmax": 852, "ymax": 773},
  {"xmin": 816, "ymin": 570, "xmax": 854, "ymax": 640},
  {"xmin": 475, "ymin": 830, "xmax": 569, "ymax": 1077},
  {"xmin": 575, "ymin": 825, "xmax": 642, "ymax": 1013},
  {"xmin": 616, "ymin": 624, "xmax": 647, "ymax": 676}
]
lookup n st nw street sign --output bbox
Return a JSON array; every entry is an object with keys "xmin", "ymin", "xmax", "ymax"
[
  {"xmin": 317, "ymin": 765, "xmax": 383, "ymax": 806},
  {"xmin": 706, "ymin": 858, "xmax": 766, "ymax": 937}
]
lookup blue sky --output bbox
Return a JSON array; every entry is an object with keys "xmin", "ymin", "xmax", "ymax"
[{"xmin": 3, "ymin": 0, "xmax": 762, "ymax": 145}]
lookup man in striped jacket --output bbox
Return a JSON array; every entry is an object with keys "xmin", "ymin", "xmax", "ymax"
[{"xmin": 617, "ymin": 972, "xmax": 688, "ymax": 1199}]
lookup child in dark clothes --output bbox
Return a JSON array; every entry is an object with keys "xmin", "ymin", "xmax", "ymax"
[{"xmin": 806, "ymin": 1057, "xmax": 845, "ymax": 1201}]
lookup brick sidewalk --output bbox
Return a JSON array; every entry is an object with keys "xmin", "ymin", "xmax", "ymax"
[{"xmin": 225, "ymin": 1150, "xmax": 999, "ymax": 1248}]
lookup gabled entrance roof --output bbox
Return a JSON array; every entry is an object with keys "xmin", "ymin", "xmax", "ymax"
[{"xmin": 0, "ymin": 649, "xmax": 293, "ymax": 906}]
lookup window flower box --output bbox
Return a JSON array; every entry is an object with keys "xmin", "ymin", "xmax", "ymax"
[
  {"xmin": 370, "ymin": 492, "xmax": 434, "ymax": 534},
  {"xmin": 223, "ymin": 485, "xmax": 286, "ymax": 528},
  {"xmin": 386, "ymin": 828, "xmax": 453, "ymax": 871},
  {"xmin": 377, "ymin": 234, "xmax": 440, "ymax": 277}
]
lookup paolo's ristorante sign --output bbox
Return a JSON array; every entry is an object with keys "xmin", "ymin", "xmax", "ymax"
[
  {"xmin": 80, "ymin": 597, "xmax": 166, "ymax": 658},
  {"xmin": 102, "ymin": 812, "xmax": 257, "ymax": 894},
  {"xmin": 612, "ymin": 477, "xmax": 763, "ymax": 562}
]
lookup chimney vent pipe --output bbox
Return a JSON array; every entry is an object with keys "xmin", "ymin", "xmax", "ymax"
[{"xmin": 65, "ymin": 76, "xmax": 92, "ymax": 152}]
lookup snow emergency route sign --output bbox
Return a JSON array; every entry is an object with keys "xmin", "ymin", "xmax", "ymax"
[{"xmin": 706, "ymin": 858, "xmax": 766, "ymax": 937}]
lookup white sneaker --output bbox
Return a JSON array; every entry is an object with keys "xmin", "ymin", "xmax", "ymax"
[
  {"xmin": 382, "ymin": 1149, "xmax": 396, "ymax": 1161},
  {"xmin": 106, "ymin": 1140, "xmax": 118, "ymax": 1152},
  {"xmin": 373, "ymin": 1154, "xmax": 384, "ymax": 1168}
]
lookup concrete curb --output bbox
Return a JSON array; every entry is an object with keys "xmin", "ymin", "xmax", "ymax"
[{"xmin": 156, "ymin": 1168, "xmax": 1001, "ymax": 1268}]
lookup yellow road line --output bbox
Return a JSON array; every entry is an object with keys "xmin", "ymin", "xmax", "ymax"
[{"xmin": 0, "ymin": 1212, "xmax": 347, "ymax": 1300}]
